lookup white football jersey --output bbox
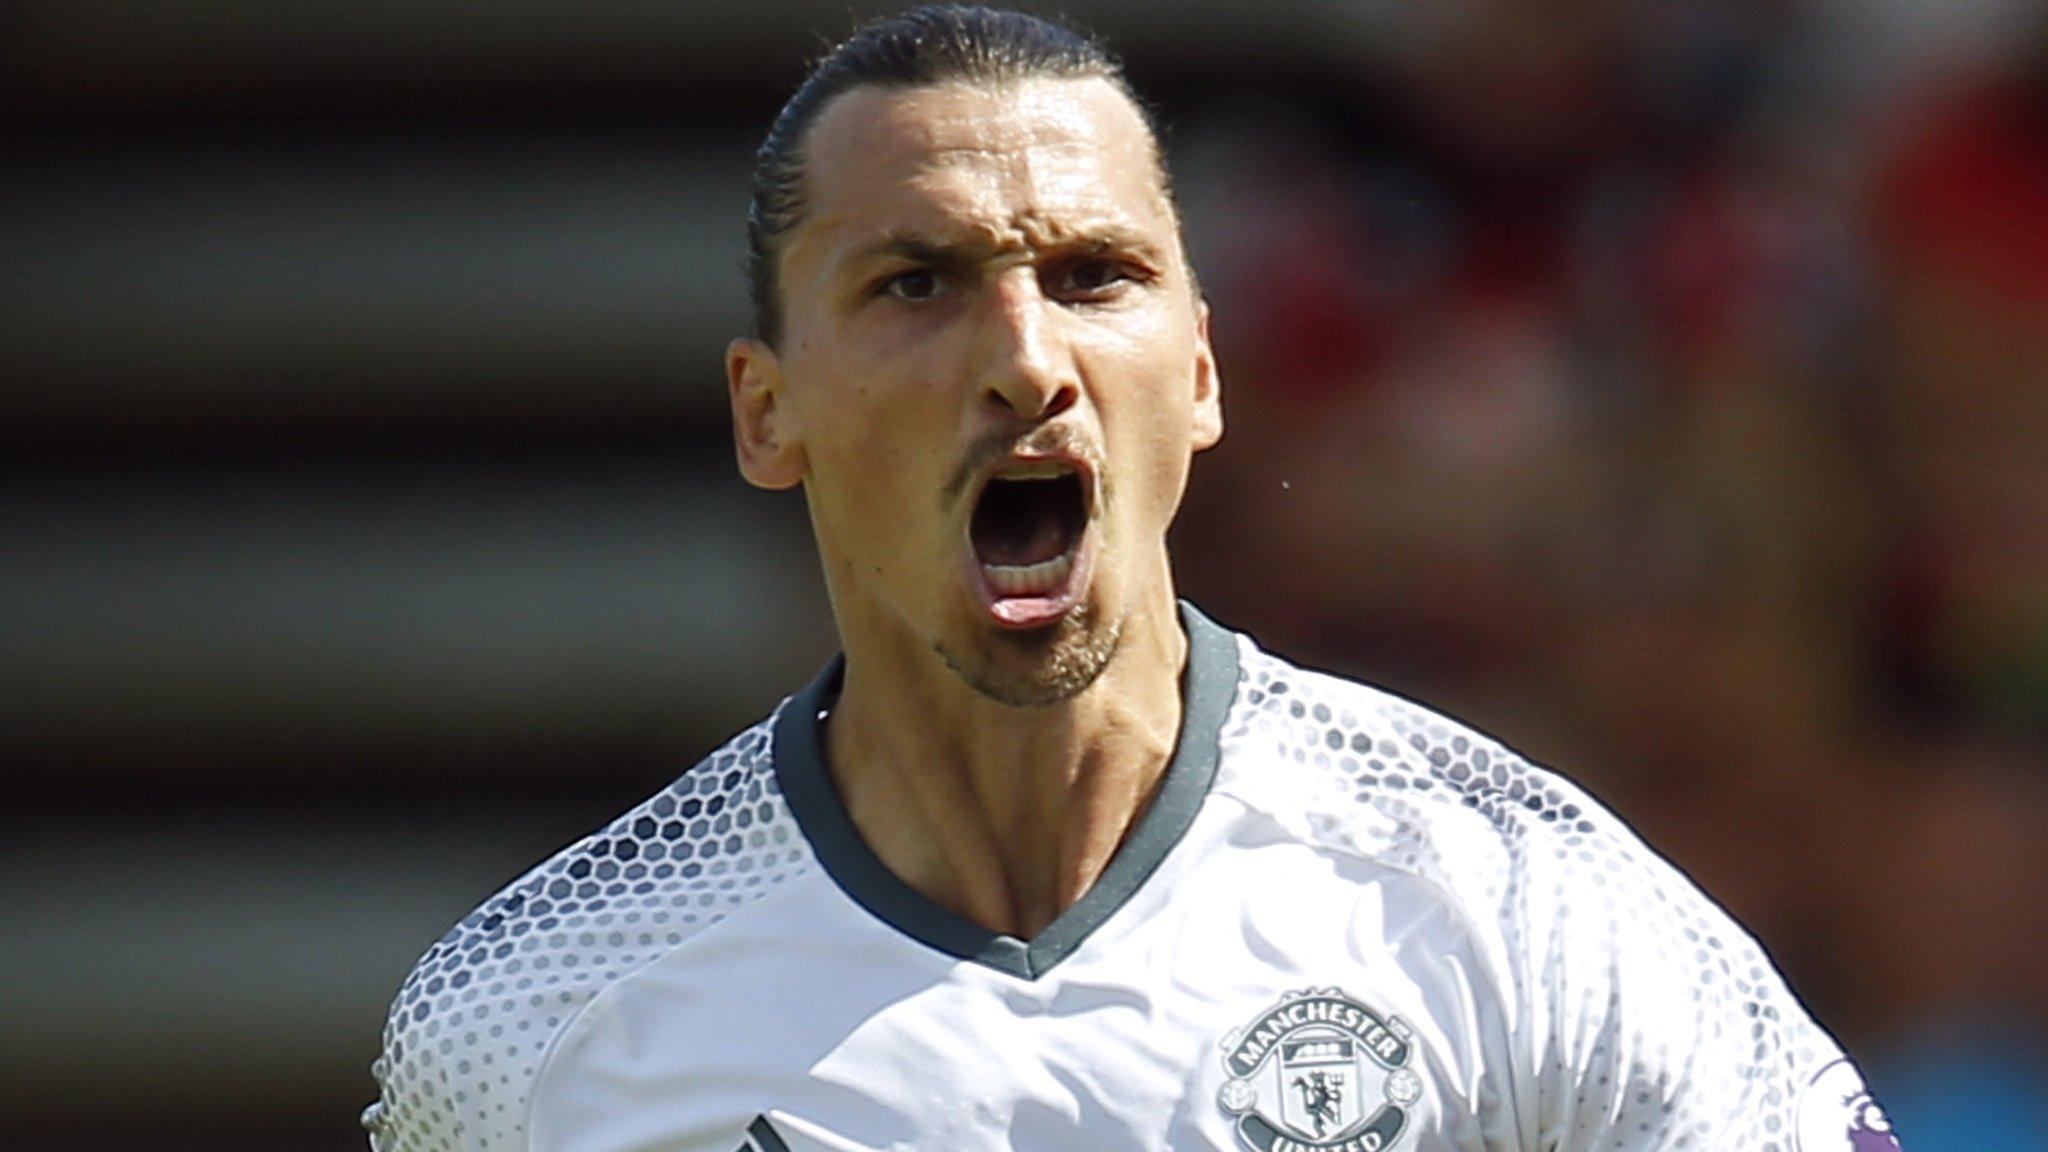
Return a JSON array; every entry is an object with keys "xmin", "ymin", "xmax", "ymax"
[{"xmin": 365, "ymin": 606, "xmax": 1902, "ymax": 1152}]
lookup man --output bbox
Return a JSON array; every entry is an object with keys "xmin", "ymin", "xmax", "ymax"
[{"xmin": 364, "ymin": 7, "xmax": 1901, "ymax": 1151}]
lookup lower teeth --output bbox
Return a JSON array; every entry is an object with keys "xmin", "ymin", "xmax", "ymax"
[{"xmin": 985, "ymin": 552, "xmax": 1072, "ymax": 596}]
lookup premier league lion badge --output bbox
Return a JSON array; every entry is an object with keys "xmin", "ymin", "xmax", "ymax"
[
  {"xmin": 1217, "ymin": 988, "xmax": 1424, "ymax": 1152},
  {"xmin": 1795, "ymin": 1059, "xmax": 1903, "ymax": 1152}
]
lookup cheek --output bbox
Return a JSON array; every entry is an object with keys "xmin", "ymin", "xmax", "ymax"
[
  {"xmin": 1100, "ymin": 303, "xmax": 1199, "ymax": 399},
  {"xmin": 799, "ymin": 393, "xmax": 951, "ymax": 559},
  {"xmin": 813, "ymin": 436, "xmax": 917, "ymax": 527},
  {"xmin": 1090, "ymin": 317, "xmax": 1202, "ymax": 492}
]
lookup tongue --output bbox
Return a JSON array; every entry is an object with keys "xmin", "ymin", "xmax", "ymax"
[{"xmin": 978, "ymin": 508, "xmax": 1068, "ymax": 568}]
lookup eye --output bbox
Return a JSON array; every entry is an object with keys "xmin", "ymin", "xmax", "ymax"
[
  {"xmin": 879, "ymin": 267, "xmax": 943, "ymax": 301},
  {"xmin": 1051, "ymin": 258, "xmax": 1139, "ymax": 300}
]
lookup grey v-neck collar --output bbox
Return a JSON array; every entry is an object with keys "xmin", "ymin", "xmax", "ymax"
[{"xmin": 771, "ymin": 602, "xmax": 1241, "ymax": 981}]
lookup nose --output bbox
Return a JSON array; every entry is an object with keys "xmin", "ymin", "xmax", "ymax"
[{"xmin": 974, "ymin": 268, "xmax": 1079, "ymax": 423}]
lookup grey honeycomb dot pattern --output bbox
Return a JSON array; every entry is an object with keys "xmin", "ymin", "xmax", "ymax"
[
  {"xmin": 1219, "ymin": 640, "xmax": 1837, "ymax": 1151},
  {"xmin": 365, "ymin": 712, "xmax": 813, "ymax": 1152}
]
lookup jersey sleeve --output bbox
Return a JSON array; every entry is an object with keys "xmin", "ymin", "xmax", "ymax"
[
  {"xmin": 361, "ymin": 867, "xmax": 567, "ymax": 1152},
  {"xmin": 1513, "ymin": 777, "xmax": 1903, "ymax": 1152},
  {"xmin": 360, "ymin": 715, "xmax": 807, "ymax": 1152}
]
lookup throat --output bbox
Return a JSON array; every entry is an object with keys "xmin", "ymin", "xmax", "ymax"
[
  {"xmin": 924, "ymin": 786, "xmax": 1147, "ymax": 940},
  {"xmin": 819, "ymin": 602, "xmax": 1190, "ymax": 942},
  {"xmin": 824, "ymin": 687, "xmax": 1175, "ymax": 940}
]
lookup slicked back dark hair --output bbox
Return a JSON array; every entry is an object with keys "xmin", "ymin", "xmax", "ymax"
[{"xmin": 745, "ymin": 4, "xmax": 1167, "ymax": 346}]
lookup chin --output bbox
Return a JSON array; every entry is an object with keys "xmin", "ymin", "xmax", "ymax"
[{"xmin": 935, "ymin": 600, "xmax": 1122, "ymax": 709}]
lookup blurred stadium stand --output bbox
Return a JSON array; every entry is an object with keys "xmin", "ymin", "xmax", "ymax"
[{"xmin": 2, "ymin": 2, "xmax": 2044, "ymax": 1150}]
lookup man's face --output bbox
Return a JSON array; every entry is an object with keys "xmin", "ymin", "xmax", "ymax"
[{"xmin": 729, "ymin": 76, "xmax": 1221, "ymax": 706}]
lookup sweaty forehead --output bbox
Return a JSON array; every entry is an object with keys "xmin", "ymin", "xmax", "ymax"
[{"xmin": 795, "ymin": 77, "xmax": 1173, "ymax": 253}]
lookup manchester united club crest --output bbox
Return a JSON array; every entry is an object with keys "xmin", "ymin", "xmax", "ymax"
[{"xmin": 1217, "ymin": 988, "xmax": 1424, "ymax": 1152}]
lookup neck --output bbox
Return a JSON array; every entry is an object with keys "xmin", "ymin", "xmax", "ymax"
[{"xmin": 823, "ymin": 594, "xmax": 1188, "ymax": 939}]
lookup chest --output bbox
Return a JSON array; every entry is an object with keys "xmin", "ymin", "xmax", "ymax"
[{"xmin": 527, "ymin": 822, "xmax": 1524, "ymax": 1152}]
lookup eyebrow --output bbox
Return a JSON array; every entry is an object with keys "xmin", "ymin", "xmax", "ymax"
[
  {"xmin": 844, "ymin": 226, "xmax": 1166, "ymax": 272},
  {"xmin": 853, "ymin": 232, "xmax": 996, "ymax": 273}
]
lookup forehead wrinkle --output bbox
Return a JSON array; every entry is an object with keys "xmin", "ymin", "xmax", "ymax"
[
  {"xmin": 827, "ymin": 154, "xmax": 1162, "ymax": 266},
  {"xmin": 911, "ymin": 129, "xmax": 1165, "ymax": 207},
  {"xmin": 881, "ymin": 77, "xmax": 1115, "ymax": 153},
  {"xmin": 907, "ymin": 147, "xmax": 1170, "ymax": 254}
]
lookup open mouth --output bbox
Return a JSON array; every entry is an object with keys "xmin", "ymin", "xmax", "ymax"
[{"xmin": 969, "ymin": 461, "xmax": 1090, "ymax": 608}]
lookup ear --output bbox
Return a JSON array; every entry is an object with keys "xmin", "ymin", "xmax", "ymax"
[
  {"xmin": 1190, "ymin": 299, "xmax": 1224, "ymax": 452},
  {"xmin": 727, "ymin": 337, "xmax": 806, "ymax": 490}
]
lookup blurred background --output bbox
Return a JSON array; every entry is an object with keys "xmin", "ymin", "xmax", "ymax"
[{"xmin": 3, "ymin": 1, "xmax": 2044, "ymax": 1149}]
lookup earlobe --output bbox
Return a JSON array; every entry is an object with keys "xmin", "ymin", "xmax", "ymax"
[
  {"xmin": 1191, "ymin": 300, "xmax": 1224, "ymax": 451},
  {"xmin": 727, "ymin": 337, "xmax": 806, "ymax": 490}
]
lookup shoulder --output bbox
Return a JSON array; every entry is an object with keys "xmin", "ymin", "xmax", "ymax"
[
  {"xmin": 1222, "ymin": 637, "xmax": 1765, "ymax": 962},
  {"xmin": 363, "ymin": 711, "xmax": 815, "ymax": 1152},
  {"xmin": 1218, "ymin": 636, "xmax": 1784, "ymax": 1012},
  {"xmin": 1218, "ymin": 637, "xmax": 1622, "ymax": 889},
  {"xmin": 1220, "ymin": 636, "xmax": 1855, "ymax": 1145}
]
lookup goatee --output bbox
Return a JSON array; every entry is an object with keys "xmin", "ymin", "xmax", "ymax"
[{"xmin": 934, "ymin": 603, "xmax": 1122, "ymax": 708}]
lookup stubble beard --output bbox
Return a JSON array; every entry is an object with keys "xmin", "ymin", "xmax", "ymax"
[{"xmin": 933, "ymin": 601, "xmax": 1123, "ymax": 708}]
